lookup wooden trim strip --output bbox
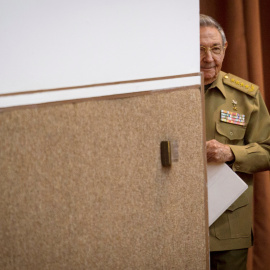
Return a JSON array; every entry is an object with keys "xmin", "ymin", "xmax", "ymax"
[{"xmin": 0, "ymin": 73, "xmax": 201, "ymax": 97}]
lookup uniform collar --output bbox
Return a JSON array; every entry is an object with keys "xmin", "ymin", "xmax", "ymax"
[{"xmin": 206, "ymin": 71, "xmax": 227, "ymax": 98}]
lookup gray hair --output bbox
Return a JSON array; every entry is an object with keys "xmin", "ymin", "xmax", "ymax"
[{"xmin": 200, "ymin": 14, "xmax": 227, "ymax": 46}]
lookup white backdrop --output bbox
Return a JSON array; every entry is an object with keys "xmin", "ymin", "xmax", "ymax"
[{"xmin": 0, "ymin": 0, "xmax": 200, "ymax": 107}]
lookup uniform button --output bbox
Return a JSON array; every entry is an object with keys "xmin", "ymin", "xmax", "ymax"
[
  {"xmin": 230, "ymin": 131, "xmax": 233, "ymax": 136},
  {"xmin": 235, "ymin": 165, "xmax": 240, "ymax": 170}
]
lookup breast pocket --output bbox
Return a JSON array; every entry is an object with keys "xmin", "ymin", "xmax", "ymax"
[{"xmin": 215, "ymin": 122, "xmax": 246, "ymax": 144}]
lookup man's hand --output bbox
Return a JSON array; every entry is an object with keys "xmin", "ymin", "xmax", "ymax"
[{"xmin": 206, "ymin": 139, "xmax": 235, "ymax": 163}]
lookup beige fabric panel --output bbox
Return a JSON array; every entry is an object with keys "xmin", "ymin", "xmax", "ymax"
[{"xmin": 0, "ymin": 87, "xmax": 208, "ymax": 269}]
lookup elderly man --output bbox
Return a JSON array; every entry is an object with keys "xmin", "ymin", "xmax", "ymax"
[{"xmin": 200, "ymin": 14, "xmax": 270, "ymax": 270}]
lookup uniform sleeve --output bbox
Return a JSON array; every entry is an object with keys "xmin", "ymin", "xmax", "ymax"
[{"xmin": 229, "ymin": 91, "xmax": 270, "ymax": 174}]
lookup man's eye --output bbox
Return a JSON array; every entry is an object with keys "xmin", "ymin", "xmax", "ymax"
[
  {"xmin": 212, "ymin": 47, "xmax": 221, "ymax": 54},
  {"xmin": 200, "ymin": 47, "xmax": 206, "ymax": 53}
]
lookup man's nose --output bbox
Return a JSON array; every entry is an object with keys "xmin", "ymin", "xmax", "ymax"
[{"xmin": 203, "ymin": 50, "xmax": 214, "ymax": 61}]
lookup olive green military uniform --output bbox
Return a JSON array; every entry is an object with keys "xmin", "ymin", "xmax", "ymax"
[{"xmin": 205, "ymin": 71, "xmax": 270, "ymax": 252}]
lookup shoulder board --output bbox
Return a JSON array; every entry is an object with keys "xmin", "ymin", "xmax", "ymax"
[{"xmin": 222, "ymin": 73, "xmax": 258, "ymax": 97}]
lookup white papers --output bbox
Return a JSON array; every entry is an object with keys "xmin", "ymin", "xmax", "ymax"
[{"xmin": 207, "ymin": 163, "xmax": 248, "ymax": 226}]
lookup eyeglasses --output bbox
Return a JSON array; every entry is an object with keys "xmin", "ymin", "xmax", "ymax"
[{"xmin": 200, "ymin": 45, "xmax": 224, "ymax": 56}]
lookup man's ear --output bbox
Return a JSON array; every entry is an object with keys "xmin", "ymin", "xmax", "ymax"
[{"xmin": 224, "ymin": 41, "xmax": 228, "ymax": 51}]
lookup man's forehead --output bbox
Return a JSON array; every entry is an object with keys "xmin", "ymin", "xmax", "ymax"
[{"xmin": 200, "ymin": 26, "xmax": 222, "ymax": 45}]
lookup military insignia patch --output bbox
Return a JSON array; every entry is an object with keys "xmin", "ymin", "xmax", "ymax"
[
  {"xmin": 220, "ymin": 110, "xmax": 245, "ymax": 126},
  {"xmin": 232, "ymin": 100, "xmax": 237, "ymax": 111}
]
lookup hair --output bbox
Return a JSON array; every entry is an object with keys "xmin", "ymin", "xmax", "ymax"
[{"xmin": 200, "ymin": 14, "xmax": 227, "ymax": 46}]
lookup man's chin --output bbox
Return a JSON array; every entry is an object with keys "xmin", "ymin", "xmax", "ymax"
[
  {"xmin": 201, "ymin": 71, "xmax": 217, "ymax": 84},
  {"xmin": 201, "ymin": 69, "xmax": 215, "ymax": 78}
]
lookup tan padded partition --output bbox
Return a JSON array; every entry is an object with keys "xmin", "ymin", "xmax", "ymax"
[{"xmin": 0, "ymin": 87, "xmax": 208, "ymax": 269}]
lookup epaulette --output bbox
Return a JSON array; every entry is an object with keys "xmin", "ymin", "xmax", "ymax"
[{"xmin": 222, "ymin": 73, "xmax": 258, "ymax": 97}]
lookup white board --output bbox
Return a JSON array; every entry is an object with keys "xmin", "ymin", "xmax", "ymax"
[{"xmin": 0, "ymin": 0, "xmax": 199, "ymax": 95}]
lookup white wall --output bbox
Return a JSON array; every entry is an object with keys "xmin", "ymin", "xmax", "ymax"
[{"xmin": 0, "ymin": 0, "xmax": 200, "ymax": 105}]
